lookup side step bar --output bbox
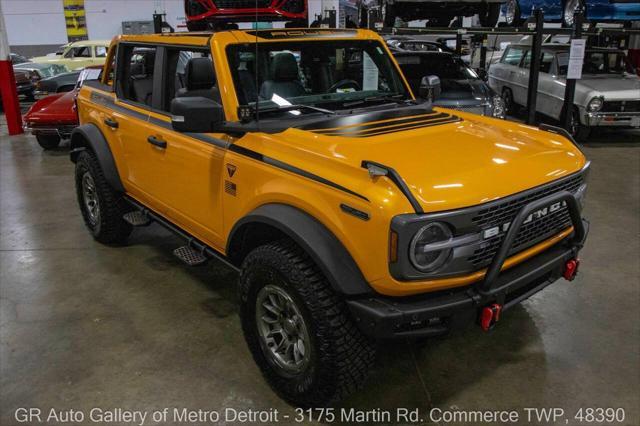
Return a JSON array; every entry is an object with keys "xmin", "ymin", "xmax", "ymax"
[{"xmin": 123, "ymin": 197, "xmax": 240, "ymax": 272}]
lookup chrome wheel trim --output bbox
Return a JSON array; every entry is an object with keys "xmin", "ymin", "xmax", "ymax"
[
  {"xmin": 256, "ymin": 284, "xmax": 311, "ymax": 376},
  {"xmin": 564, "ymin": 0, "xmax": 579, "ymax": 26},
  {"xmin": 81, "ymin": 172, "xmax": 100, "ymax": 225},
  {"xmin": 505, "ymin": 0, "xmax": 517, "ymax": 24}
]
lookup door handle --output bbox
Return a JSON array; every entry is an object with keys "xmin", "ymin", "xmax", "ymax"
[
  {"xmin": 104, "ymin": 117, "xmax": 119, "ymax": 129},
  {"xmin": 147, "ymin": 135, "xmax": 167, "ymax": 149}
]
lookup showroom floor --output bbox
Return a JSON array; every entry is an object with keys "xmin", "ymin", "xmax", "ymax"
[{"xmin": 1, "ymin": 123, "xmax": 638, "ymax": 425}]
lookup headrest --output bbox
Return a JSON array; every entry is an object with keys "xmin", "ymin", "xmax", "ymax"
[
  {"xmin": 185, "ymin": 57, "xmax": 215, "ymax": 90},
  {"xmin": 271, "ymin": 52, "xmax": 299, "ymax": 82}
]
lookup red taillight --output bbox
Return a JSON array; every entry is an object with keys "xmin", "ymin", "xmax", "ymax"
[{"xmin": 563, "ymin": 258, "xmax": 580, "ymax": 281}]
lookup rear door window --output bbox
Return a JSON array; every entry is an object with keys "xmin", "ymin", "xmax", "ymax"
[{"xmin": 116, "ymin": 44, "xmax": 158, "ymax": 108}]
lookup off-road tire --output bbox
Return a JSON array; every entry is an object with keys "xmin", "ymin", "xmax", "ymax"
[
  {"xmin": 75, "ymin": 150, "xmax": 132, "ymax": 244},
  {"xmin": 36, "ymin": 134, "xmax": 61, "ymax": 150},
  {"xmin": 239, "ymin": 240, "xmax": 376, "ymax": 407}
]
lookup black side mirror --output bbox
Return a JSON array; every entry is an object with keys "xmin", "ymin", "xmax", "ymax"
[
  {"xmin": 170, "ymin": 97, "xmax": 224, "ymax": 133},
  {"xmin": 419, "ymin": 75, "xmax": 441, "ymax": 101},
  {"xmin": 477, "ymin": 68, "xmax": 488, "ymax": 81}
]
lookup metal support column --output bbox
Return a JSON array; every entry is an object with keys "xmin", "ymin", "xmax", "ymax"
[
  {"xmin": 525, "ymin": 9, "xmax": 544, "ymax": 125},
  {"xmin": 455, "ymin": 31, "xmax": 463, "ymax": 55},
  {"xmin": 562, "ymin": 8, "xmax": 584, "ymax": 131}
]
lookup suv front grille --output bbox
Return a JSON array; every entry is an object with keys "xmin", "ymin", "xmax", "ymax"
[
  {"xmin": 213, "ymin": 0, "xmax": 272, "ymax": 8},
  {"xmin": 467, "ymin": 173, "xmax": 584, "ymax": 267},
  {"xmin": 602, "ymin": 100, "xmax": 640, "ymax": 113}
]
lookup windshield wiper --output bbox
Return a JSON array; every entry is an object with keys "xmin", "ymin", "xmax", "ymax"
[
  {"xmin": 256, "ymin": 104, "xmax": 336, "ymax": 116},
  {"xmin": 342, "ymin": 94, "xmax": 409, "ymax": 108}
]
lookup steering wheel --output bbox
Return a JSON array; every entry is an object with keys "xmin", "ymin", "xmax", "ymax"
[{"xmin": 327, "ymin": 79, "xmax": 361, "ymax": 93}]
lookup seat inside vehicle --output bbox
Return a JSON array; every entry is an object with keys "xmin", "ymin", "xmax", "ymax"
[
  {"xmin": 260, "ymin": 52, "xmax": 305, "ymax": 99},
  {"xmin": 130, "ymin": 52, "xmax": 155, "ymax": 106},
  {"xmin": 176, "ymin": 57, "xmax": 221, "ymax": 103}
]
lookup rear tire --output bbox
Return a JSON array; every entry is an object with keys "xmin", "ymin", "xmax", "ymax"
[
  {"xmin": 36, "ymin": 134, "xmax": 61, "ymax": 150},
  {"xmin": 75, "ymin": 150, "xmax": 132, "ymax": 244},
  {"xmin": 479, "ymin": 3, "xmax": 501, "ymax": 27},
  {"xmin": 239, "ymin": 240, "xmax": 375, "ymax": 407}
]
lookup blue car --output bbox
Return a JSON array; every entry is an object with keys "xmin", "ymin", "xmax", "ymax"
[{"xmin": 503, "ymin": 0, "xmax": 640, "ymax": 26}]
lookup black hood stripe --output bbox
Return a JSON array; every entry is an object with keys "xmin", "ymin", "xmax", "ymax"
[
  {"xmin": 318, "ymin": 113, "xmax": 456, "ymax": 136},
  {"xmin": 299, "ymin": 107, "xmax": 461, "ymax": 138},
  {"xmin": 298, "ymin": 107, "xmax": 438, "ymax": 131}
]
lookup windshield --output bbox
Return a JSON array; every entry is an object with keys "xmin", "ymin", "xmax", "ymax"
[
  {"xmin": 557, "ymin": 51, "xmax": 634, "ymax": 75},
  {"xmin": 227, "ymin": 40, "xmax": 410, "ymax": 114}
]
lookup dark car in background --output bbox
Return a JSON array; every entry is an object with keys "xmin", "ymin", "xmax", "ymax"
[
  {"xmin": 184, "ymin": 0, "xmax": 308, "ymax": 30},
  {"xmin": 10, "ymin": 53, "xmax": 30, "ymax": 65},
  {"xmin": 34, "ymin": 70, "xmax": 82, "ymax": 99},
  {"xmin": 394, "ymin": 51, "xmax": 505, "ymax": 117},
  {"xmin": 13, "ymin": 62, "xmax": 70, "ymax": 85}
]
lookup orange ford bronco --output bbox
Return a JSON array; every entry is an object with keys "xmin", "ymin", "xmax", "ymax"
[{"xmin": 71, "ymin": 29, "xmax": 589, "ymax": 406}]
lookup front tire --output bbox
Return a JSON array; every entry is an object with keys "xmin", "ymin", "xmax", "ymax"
[
  {"xmin": 502, "ymin": 87, "xmax": 517, "ymax": 116},
  {"xmin": 35, "ymin": 134, "xmax": 61, "ymax": 150},
  {"xmin": 75, "ymin": 150, "xmax": 132, "ymax": 244},
  {"xmin": 565, "ymin": 106, "xmax": 591, "ymax": 142},
  {"xmin": 239, "ymin": 240, "xmax": 375, "ymax": 407}
]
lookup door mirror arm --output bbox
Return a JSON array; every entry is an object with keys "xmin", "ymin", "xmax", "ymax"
[{"xmin": 419, "ymin": 75, "xmax": 442, "ymax": 101}]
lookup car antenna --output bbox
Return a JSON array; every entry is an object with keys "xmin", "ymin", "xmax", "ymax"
[{"xmin": 254, "ymin": 0, "xmax": 260, "ymax": 128}]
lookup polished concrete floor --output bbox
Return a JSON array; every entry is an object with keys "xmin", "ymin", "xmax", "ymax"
[{"xmin": 1, "ymin": 124, "xmax": 639, "ymax": 426}]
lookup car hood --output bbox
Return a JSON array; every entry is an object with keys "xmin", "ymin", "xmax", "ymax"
[
  {"xmin": 24, "ymin": 90, "xmax": 77, "ymax": 123},
  {"xmin": 237, "ymin": 107, "xmax": 585, "ymax": 213},
  {"xmin": 578, "ymin": 74, "xmax": 640, "ymax": 99}
]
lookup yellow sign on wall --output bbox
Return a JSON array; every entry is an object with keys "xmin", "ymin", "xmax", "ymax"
[{"xmin": 63, "ymin": 0, "xmax": 88, "ymax": 42}]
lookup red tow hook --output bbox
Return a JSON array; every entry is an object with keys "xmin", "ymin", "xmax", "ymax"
[
  {"xmin": 563, "ymin": 258, "xmax": 580, "ymax": 281},
  {"xmin": 479, "ymin": 303, "xmax": 503, "ymax": 332}
]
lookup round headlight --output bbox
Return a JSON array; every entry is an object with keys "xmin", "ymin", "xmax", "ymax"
[
  {"xmin": 492, "ymin": 95, "xmax": 505, "ymax": 118},
  {"xmin": 409, "ymin": 222, "xmax": 453, "ymax": 272},
  {"xmin": 587, "ymin": 97, "xmax": 603, "ymax": 112}
]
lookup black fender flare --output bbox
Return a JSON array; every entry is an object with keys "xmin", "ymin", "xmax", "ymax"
[
  {"xmin": 228, "ymin": 204, "xmax": 373, "ymax": 296},
  {"xmin": 70, "ymin": 123, "xmax": 125, "ymax": 193}
]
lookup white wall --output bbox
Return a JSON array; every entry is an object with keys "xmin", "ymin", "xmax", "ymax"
[
  {"xmin": 1, "ymin": 0, "xmax": 185, "ymax": 45},
  {"xmin": 2, "ymin": 0, "xmax": 68, "ymax": 45},
  {"xmin": 84, "ymin": 0, "xmax": 184, "ymax": 40}
]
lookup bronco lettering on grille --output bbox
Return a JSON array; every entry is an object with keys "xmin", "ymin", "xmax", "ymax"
[{"xmin": 482, "ymin": 201, "xmax": 567, "ymax": 239}]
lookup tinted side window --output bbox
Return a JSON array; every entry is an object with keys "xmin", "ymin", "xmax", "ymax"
[
  {"xmin": 160, "ymin": 48, "xmax": 217, "ymax": 112},
  {"xmin": 116, "ymin": 45, "xmax": 157, "ymax": 107},
  {"xmin": 501, "ymin": 47, "xmax": 524, "ymax": 66}
]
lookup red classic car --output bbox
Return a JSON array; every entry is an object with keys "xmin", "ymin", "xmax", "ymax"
[
  {"xmin": 184, "ymin": 0, "xmax": 308, "ymax": 30},
  {"xmin": 23, "ymin": 67, "xmax": 102, "ymax": 150}
]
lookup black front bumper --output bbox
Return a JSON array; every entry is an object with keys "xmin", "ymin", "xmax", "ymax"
[{"xmin": 348, "ymin": 191, "xmax": 589, "ymax": 339}]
